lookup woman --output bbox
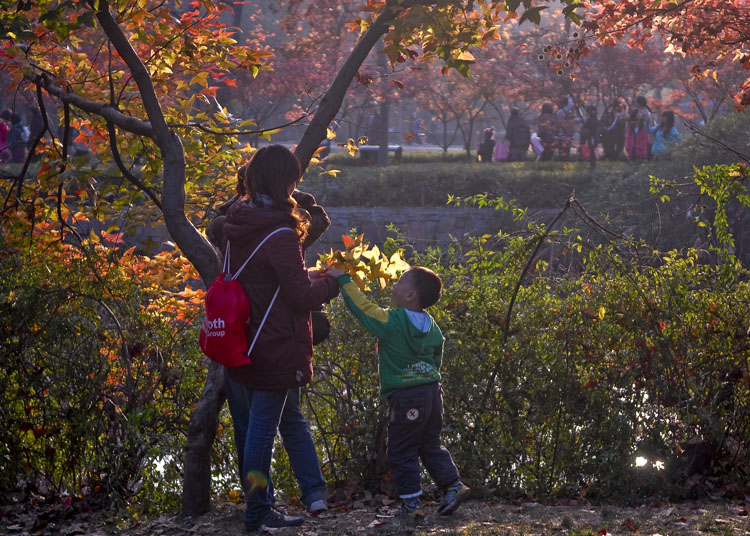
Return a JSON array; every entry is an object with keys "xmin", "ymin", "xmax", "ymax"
[
  {"xmin": 537, "ymin": 102, "xmax": 557, "ymax": 161},
  {"xmin": 222, "ymin": 144, "xmax": 339, "ymax": 531},
  {"xmin": 625, "ymin": 96, "xmax": 652, "ymax": 161},
  {"xmin": 648, "ymin": 110, "xmax": 682, "ymax": 158},
  {"xmin": 602, "ymin": 101, "xmax": 627, "ymax": 161}
]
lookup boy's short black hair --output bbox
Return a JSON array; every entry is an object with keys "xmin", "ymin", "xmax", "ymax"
[{"xmin": 407, "ymin": 266, "xmax": 442, "ymax": 309}]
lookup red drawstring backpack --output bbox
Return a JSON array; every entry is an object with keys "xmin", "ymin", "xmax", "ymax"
[{"xmin": 199, "ymin": 228, "xmax": 294, "ymax": 367}]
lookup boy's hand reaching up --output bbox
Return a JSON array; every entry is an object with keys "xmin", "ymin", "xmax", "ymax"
[{"xmin": 325, "ymin": 266, "xmax": 345, "ymax": 279}]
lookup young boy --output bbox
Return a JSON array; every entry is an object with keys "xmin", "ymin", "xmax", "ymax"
[{"xmin": 325, "ymin": 265, "xmax": 470, "ymax": 517}]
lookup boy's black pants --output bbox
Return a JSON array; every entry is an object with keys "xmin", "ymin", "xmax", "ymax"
[{"xmin": 387, "ymin": 381, "xmax": 460, "ymax": 498}]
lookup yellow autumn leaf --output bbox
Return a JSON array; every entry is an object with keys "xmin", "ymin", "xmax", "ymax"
[
  {"xmin": 260, "ymin": 128, "xmax": 281, "ymax": 141},
  {"xmin": 456, "ymin": 50, "xmax": 476, "ymax": 61},
  {"xmin": 189, "ymin": 72, "xmax": 209, "ymax": 87},
  {"xmin": 345, "ymin": 139, "xmax": 360, "ymax": 156},
  {"xmin": 326, "ymin": 128, "xmax": 336, "ymax": 140},
  {"xmin": 598, "ymin": 306, "xmax": 606, "ymax": 320},
  {"xmin": 388, "ymin": 251, "xmax": 410, "ymax": 272}
]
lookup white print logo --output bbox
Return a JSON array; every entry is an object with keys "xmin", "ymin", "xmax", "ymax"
[
  {"xmin": 205, "ymin": 318, "xmax": 226, "ymax": 329},
  {"xmin": 202, "ymin": 318, "xmax": 226, "ymax": 337},
  {"xmin": 296, "ymin": 370, "xmax": 303, "ymax": 382},
  {"xmin": 405, "ymin": 361, "xmax": 434, "ymax": 375},
  {"xmin": 406, "ymin": 408, "xmax": 419, "ymax": 421}
]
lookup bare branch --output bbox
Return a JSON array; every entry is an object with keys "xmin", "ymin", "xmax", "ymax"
[
  {"xmin": 685, "ymin": 121, "xmax": 750, "ymax": 164},
  {"xmin": 294, "ymin": 5, "xmax": 395, "ymax": 169},
  {"xmin": 106, "ymin": 120, "xmax": 163, "ymax": 210},
  {"xmin": 38, "ymin": 75, "xmax": 153, "ymax": 137}
]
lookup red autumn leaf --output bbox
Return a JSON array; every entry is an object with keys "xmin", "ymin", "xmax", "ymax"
[
  {"xmin": 341, "ymin": 234, "xmax": 356, "ymax": 249},
  {"xmin": 624, "ymin": 517, "xmax": 639, "ymax": 531}
]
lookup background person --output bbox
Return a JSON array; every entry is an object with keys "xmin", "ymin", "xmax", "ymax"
[
  {"xmin": 505, "ymin": 108, "xmax": 531, "ymax": 162},
  {"xmin": 625, "ymin": 105, "xmax": 650, "ymax": 161},
  {"xmin": 537, "ymin": 102, "xmax": 557, "ymax": 162},
  {"xmin": 3, "ymin": 110, "xmax": 29, "ymax": 163},
  {"xmin": 554, "ymin": 96, "xmax": 577, "ymax": 161},
  {"xmin": 580, "ymin": 105, "xmax": 600, "ymax": 168},
  {"xmin": 477, "ymin": 127, "xmax": 496, "ymax": 162},
  {"xmin": 601, "ymin": 101, "xmax": 627, "ymax": 161},
  {"xmin": 0, "ymin": 109, "xmax": 10, "ymax": 162},
  {"xmin": 648, "ymin": 110, "xmax": 682, "ymax": 159}
]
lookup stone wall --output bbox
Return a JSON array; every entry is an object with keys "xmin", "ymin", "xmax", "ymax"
[{"xmin": 304, "ymin": 206, "xmax": 520, "ymax": 260}]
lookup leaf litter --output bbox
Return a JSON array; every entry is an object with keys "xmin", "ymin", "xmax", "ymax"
[{"xmin": 3, "ymin": 494, "xmax": 750, "ymax": 535}]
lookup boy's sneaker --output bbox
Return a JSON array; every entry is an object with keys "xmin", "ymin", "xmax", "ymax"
[
  {"xmin": 245, "ymin": 506, "xmax": 304, "ymax": 532},
  {"xmin": 395, "ymin": 499, "xmax": 423, "ymax": 531},
  {"xmin": 308, "ymin": 499, "xmax": 328, "ymax": 515},
  {"xmin": 395, "ymin": 498, "xmax": 422, "ymax": 517},
  {"xmin": 437, "ymin": 481, "xmax": 470, "ymax": 515}
]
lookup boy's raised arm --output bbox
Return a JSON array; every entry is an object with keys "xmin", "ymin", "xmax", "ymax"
[{"xmin": 326, "ymin": 269, "xmax": 390, "ymax": 339}]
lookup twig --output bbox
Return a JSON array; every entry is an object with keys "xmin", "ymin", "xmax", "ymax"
[
  {"xmin": 684, "ymin": 120, "xmax": 750, "ymax": 164},
  {"xmin": 479, "ymin": 196, "xmax": 573, "ymax": 411}
]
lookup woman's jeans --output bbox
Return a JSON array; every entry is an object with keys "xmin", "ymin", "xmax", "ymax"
[{"xmin": 224, "ymin": 371, "xmax": 326, "ymax": 524}]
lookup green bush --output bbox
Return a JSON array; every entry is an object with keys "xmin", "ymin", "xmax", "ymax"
[{"xmin": 304, "ymin": 220, "xmax": 750, "ymax": 502}]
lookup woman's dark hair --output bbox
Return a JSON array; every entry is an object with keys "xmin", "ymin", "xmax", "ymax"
[
  {"xmin": 541, "ymin": 102, "xmax": 554, "ymax": 115},
  {"xmin": 658, "ymin": 110, "xmax": 675, "ymax": 133},
  {"xmin": 240, "ymin": 144, "xmax": 308, "ymax": 241},
  {"xmin": 636, "ymin": 95, "xmax": 651, "ymax": 111},
  {"xmin": 483, "ymin": 128, "xmax": 494, "ymax": 139}
]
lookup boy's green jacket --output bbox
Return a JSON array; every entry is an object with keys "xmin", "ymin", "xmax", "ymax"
[{"xmin": 336, "ymin": 274, "xmax": 444, "ymax": 399}]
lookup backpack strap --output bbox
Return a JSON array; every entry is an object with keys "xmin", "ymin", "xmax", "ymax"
[
  {"xmin": 228, "ymin": 227, "xmax": 296, "ymax": 280},
  {"xmin": 225, "ymin": 227, "xmax": 297, "ymax": 357},
  {"xmin": 248, "ymin": 286, "xmax": 281, "ymax": 356}
]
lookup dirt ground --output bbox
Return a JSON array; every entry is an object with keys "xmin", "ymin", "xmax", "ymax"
[{"xmin": 5, "ymin": 496, "xmax": 749, "ymax": 536}]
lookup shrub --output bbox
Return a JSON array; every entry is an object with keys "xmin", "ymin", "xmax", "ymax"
[
  {"xmin": 303, "ymin": 198, "xmax": 750, "ymax": 502},
  {"xmin": 0, "ymin": 223, "xmax": 235, "ymax": 513}
]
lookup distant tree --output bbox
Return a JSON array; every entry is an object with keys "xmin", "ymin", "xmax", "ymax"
[{"xmin": 581, "ymin": 0, "xmax": 750, "ymax": 109}]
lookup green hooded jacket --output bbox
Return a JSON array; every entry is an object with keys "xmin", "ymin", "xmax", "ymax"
[{"xmin": 337, "ymin": 274, "xmax": 444, "ymax": 399}]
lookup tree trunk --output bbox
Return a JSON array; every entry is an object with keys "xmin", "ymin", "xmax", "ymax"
[
  {"xmin": 93, "ymin": 1, "xmax": 223, "ymax": 517},
  {"xmin": 181, "ymin": 361, "xmax": 226, "ymax": 515}
]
